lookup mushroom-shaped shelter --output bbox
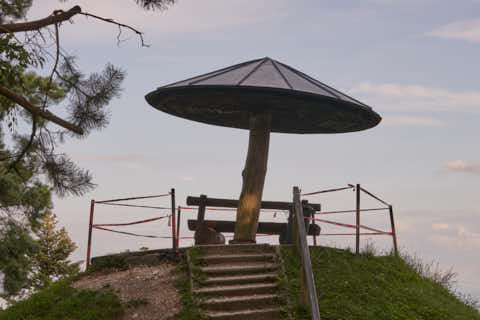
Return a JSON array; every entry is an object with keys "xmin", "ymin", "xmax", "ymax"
[{"xmin": 145, "ymin": 57, "xmax": 381, "ymax": 243}]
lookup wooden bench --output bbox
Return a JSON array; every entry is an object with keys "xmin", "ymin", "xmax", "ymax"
[{"xmin": 186, "ymin": 195, "xmax": 321, "ymax": 237}]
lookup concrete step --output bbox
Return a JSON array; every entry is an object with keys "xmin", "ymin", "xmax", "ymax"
[
  {"xmin": 197, "ymin": 244, "xmax": 275, "ymax": 255},
  {"xmin": 194, "ymin": 282, "xmax": 278, "ymax": 297},
  {"xmin": 202, "ymin": 293, "xmax": 282, "ymax": 312},
  {"xmin": 200, "ymin": 253, "xmax": 276, "ymax": 265},
  {"xmin": 207, "ymin": 307, "xmax": 285, "ymax": 320},
  {"xmin": 201, "ymin": 273, "xmax": 278, "ymax": 287},
  {"xmin": 199, "ymin": 263, "xmax": 278, "ymax": 276}
]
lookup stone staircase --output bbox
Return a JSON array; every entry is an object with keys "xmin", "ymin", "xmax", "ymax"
[{"xmin": 187, "ymin": 244, "xmax": 289, "ymax": 320}]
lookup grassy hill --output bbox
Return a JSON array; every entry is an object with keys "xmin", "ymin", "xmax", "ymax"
[
  {"xmin": 282, "ymin": 246, "xmax": 479, "ymax": 320},
  {"xmin": 1, "ymin": 246, "xmax": 478, "ymax": 320},
  {"xmin": 0, "ymin": 279, "xmax": 123, "ymax": 320}
]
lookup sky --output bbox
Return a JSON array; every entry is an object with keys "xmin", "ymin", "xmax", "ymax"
[{"xmin": 16, "ymin": 0, "xmax": 480, "ymax": 304}]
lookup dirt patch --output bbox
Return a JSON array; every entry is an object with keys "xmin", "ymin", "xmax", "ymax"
[{"xmin": 73, "ymin": 263, "xmax": 181, "ymax": 320}]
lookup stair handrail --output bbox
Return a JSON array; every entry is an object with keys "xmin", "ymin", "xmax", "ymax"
[{"xmin": 293, "ymin": 186, "xmax": 321, "ymax": 320}]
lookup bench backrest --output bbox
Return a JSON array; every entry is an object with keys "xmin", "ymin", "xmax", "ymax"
[{"xmin": 186, "ymin": 195, "xmax": 321, "ymax": 223}]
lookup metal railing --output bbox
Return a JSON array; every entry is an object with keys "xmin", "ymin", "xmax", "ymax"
[
  {"xmin": 302, "ymin": 184, "xmax": 398, "ymax": 255},
  {"xmin": 293, "ymin": 186, "xmax": 321, "ymax": 320},
  {"xmin": 85, "ymin": 188, "xmax": 176, "ymax": 268}
]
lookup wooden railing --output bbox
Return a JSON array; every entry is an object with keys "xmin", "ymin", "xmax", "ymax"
[{"xmin": 293, "ymin": 186, "xmax": 321, "ymax": 320}]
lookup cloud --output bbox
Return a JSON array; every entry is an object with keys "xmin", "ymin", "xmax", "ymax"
[
  {"xmin": 432, "ymin": 223, "xmax": 450, "ymax": 231},
  {"xmin": 445, "ymin": 160, "xmax": 480, "ymax": 174},
  {"xmin": 77, "ymin": 154, "xmax": 145, "ymax": 169},
  {"xmin": 382, "ymin": 115, "xmax": 443, "ymax": 126},
  {"xmin": 180, "ymin": 176, "xmax": 195, "ymax": 183},
  {"xmin": 77, "ymin": 155, "xmax": 143, "ymax": 162},
  {"xmin": 426, "ymin": 19, "xmax": 480, "ymax": 44},
  {"xmin": 395, "ymin": 219, "xmax": 412, "ymax": 232},
  {"xmin": 349, "ymin": 82, "xmax": 480, "ymax": 113},
  {"xmin": 429, "ymin": 225, "xmax": 480, "ymax": 249},
  {"xmin": 28, "ymin": 0, "xmax": 289, "ymax": 44},
  {"xmin": 367, "ymin": 0, "xmax": 431, "ymax": 5},
  {"xmin": 458, "ymin": 225, "xmax": 480, "ymax": 238}
]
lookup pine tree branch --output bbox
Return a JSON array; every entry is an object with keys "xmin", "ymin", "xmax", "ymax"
[
  {"xmin": 42, "ymin": 23, "xmax": 60, "ymax": 109},
  {"xmin": 0, "ymin": 6, "xmax": 82, "ymax": 34},
  {"xmin": 0, "ymin": 5, "xmax": 149, "ymax": 46},
  {"xmin": 0, "ymin": 86, "xmax": 84, "ymax": 135},
  {"xmin": 8, "ymin": 113, "xmax": 37, "ymax": 171},
  {"xmin": 80, "ymin": 11, "xmax": 149, "ymax": 47}
]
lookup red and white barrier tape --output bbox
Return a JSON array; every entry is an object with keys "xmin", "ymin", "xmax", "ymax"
[
  {"xmin": 93, "ymin": 215, "xmax": 170, "ymax": 227},
  {"xmin": 95, "ymin": 193, "xmax": 171, "ymax": 204},
  {"xmin": 315, "ymin": 207, "xmax": 388, "ymax": 215},
  {"xmin": 308, "ymin": 217, "xmax": 389, "ymax": 234},
  {"xmin": 92, "ymin": 226, "xmax": 172, "ymax": 238},
  {"xmin": 302, "ymin": 184, "xmax": 355, "ymax": 196},
  {"xmin": 359, "ymin": 187, "xmax": 391, "ymax": 207},
  {"xmin": 312, "ymin": 217, "xmax": 357, "ymax": 229},
  {"xmin": 318, "ymin": 232, "xmax": 392, "ymax": 236},
  {"xmin": 96, "ymin": 202, "xmax": 171, "ymax": 210}
]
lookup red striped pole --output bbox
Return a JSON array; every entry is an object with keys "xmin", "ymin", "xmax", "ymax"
[
  {"xmin": 355, "ymin": 184, "xmax": 360, "ymax": 256},
  {"xmin": 389, "ymin": 205, "xmax": 398, "ymax": 255},
  {"xmin": 86, "ymin": 200, "xmax": 95, "ymax": 268},
  {"xmin": 176, "ymin": 205, "xmax": 181, "ymax": 249},
  {"xmin": 171, "ymin": 188, "xmax": 176, "ymax": 250}
]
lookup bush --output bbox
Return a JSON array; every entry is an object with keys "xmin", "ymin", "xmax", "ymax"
[{"xmin": 0, "ymin": 279, "xmax": 123, "ymax": 320}]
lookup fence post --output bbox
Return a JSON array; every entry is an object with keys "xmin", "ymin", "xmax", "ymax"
[
  {"xmin": 356, "ymin": 184, "xmax": 360, "ymax": 256},
  {"xmin": 86, "ymin": 199, "xmax": 95, "ymax": 269},
  {"xmin": 171, "ymin": 188, "xmax": 177, "ymax": 250},
  {"xmin": 312, "ymin": 210, "xmax": 317, "ymax": 246},
  {"xmin": 389, "ymin": 205, "xmax": 398, "ymax": 255},
  {"xmin": 176, "ymin": 205, "xmax": 181, "ymax": 249}
]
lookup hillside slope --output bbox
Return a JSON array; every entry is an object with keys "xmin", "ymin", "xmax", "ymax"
[
  {"xmin": 282, "ymin": 246, "xmax": 480, "ymax": 320},
  {"xmin": 1, "ymin": 246, "xmax": 478, "ymax": 320}
]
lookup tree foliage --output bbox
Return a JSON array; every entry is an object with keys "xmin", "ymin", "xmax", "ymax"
[
  {"xmin": 0, "ymin": 134, "xmax": 51, "ymax": 297},
  {"xmin": 0, "ymin": 220, "xmax": 38, "ymax": 297},
  {"xmin": 0, "ymin": 0, "xmax": 175, "ymax": 297},
  {"xmin": 30, "ymin": 210, "xmax": 80, "ymax": 290}
]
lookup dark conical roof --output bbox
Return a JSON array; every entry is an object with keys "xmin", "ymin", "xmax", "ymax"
[{"xmin": 145, "ymin": 57, "xmax": 381, "ymax": 134}]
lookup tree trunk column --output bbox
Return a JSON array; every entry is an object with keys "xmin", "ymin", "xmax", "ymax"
[{"xmin": 233, "ymin": 113, "xmax": 271, "ymax": 243}]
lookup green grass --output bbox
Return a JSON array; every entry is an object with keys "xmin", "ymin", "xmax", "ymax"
[
  {"xmin": 86, "ymin": 252, "xmax": 130, "ymax": 273},
  {"xmin": 124, "ymin": 298, "xmax": 149, "ymax": 308},
  {"xmin": 281, "ymin": 246, "xmax": 480, "ymax": 320},
  {"xmin": 0, "ymin": 278, "xmax": 123, "ymax": 320},
  {"xmin": 171, "ymin": 248, "xmax": 207, "ymax": 320},
  {"xmin": 3, "ymin": 246, "xmax": 478, "ymax": 320}
]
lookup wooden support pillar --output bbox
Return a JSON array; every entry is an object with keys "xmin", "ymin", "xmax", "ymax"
[
  {"xmin": 197, "ymin": 194, "xmax": 207, "ymax": 224},
  {"xmin": 233, "ymin": 113, "xmax": 271, "ymax": 243}
]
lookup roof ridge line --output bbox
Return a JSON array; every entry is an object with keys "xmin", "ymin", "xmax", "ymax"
[
  {"xmin": 271, "ymin": 59, "xmax": 293, "ymax": 90},
  {"xmin": 276, "ymin": 61, "xmax": 371, "ymax": 109},
  {"xmin": 275, "ymin": 60, "xmax": 342, "ymax": 100},
  {"xmin": 237, "ymin": 57, "xmax": 269, "ymax": 86},
  {"xmin": 300, "ymin": 71, "xmax": 372, "ymax": 109}
]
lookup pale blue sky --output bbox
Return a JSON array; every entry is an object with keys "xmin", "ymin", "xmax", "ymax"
[{"xmin": 23, "ymin": 0, "xmax": 480, "ymax": 302}]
